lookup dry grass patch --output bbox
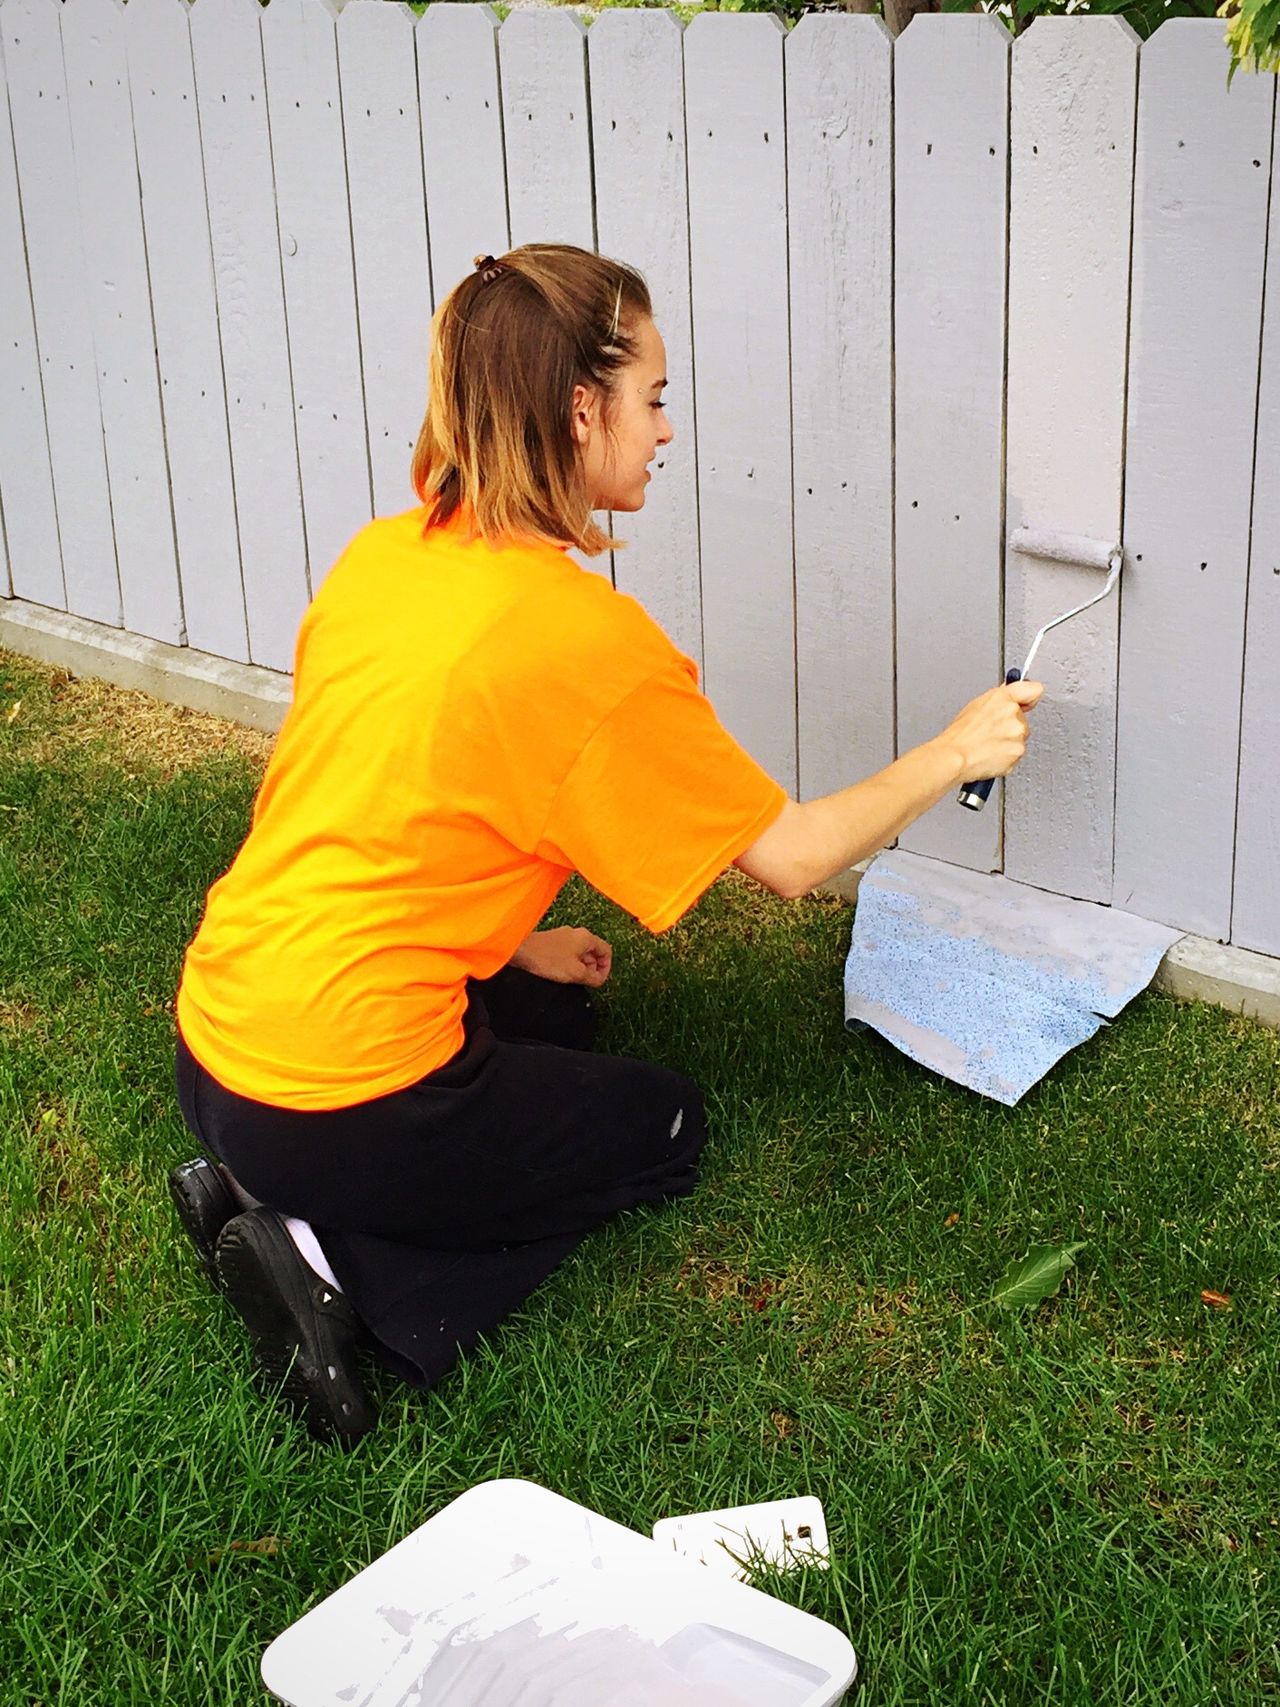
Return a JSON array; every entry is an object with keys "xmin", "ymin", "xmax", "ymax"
[{"xmin": 2, "ymin": 652, "xmax": 274, "ymax": 780}]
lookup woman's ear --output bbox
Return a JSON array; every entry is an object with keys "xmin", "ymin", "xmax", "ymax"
[{"xmin": 569, "ymin": 382, "xmax": 599, "ymax": 447}]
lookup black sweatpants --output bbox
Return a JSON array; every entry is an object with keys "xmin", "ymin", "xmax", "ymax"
[{"xmin": 175, "ymin": 968, "xmax": 707, "ymax": 1387}]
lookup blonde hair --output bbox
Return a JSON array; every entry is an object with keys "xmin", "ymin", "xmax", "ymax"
[{"xmin": 411, "ymin": 244, "xmax": 652, "ymax": 557}]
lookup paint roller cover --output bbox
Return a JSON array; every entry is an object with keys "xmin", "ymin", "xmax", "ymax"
[{"xmin": 1009, "ymin": 527, "xmax": 1117, "ymax": 571}]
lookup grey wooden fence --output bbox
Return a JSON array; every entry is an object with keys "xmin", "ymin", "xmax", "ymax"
[{"xmin": 1, "ymin": 2, "xmax": 1277, "ymax": 954}]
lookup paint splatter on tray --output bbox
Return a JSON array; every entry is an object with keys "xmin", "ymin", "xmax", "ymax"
[{"xmin": 843, "ymin": 851, "xmax": 1182, "ymax": 1105}]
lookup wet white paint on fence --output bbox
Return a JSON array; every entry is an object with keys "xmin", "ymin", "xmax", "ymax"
[
  {"xmin": 1001, "ymin": 20, "xmax": 1138, "ymax": 906},
  {"xmin": 1, "ymin": 7, "xmax": 1277, "ymax": 955}
]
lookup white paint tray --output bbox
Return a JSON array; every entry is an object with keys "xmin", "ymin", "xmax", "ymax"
[{"xmin": 261, "ymin": 1478, "xmax": 858, "ymax": 1707}]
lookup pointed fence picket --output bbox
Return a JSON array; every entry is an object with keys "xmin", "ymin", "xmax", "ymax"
[
  {"xmin": 893, "ymin": 16, "xmax": 1008, "ymax": 872},
  {"xmin": 338, "ymin": 0, "xmax": 430, "ymax": 519},
  {"xmin": 589, "ymin": 9, "xmax": 701, "ymax": 666},
  {"xmin": 1113, "ymin": 20, "xmax": 1274, "ymax": 939},
  {"xmin": 685, "ymin": 13, "xmax": 795, "ymax": 789},
  {"xmin": 126, "ymin": 0, "xmax": 249, "ymax": 663},
  {"xmin": 1001, "ymin": 19, "xmax": 1138, "ymax": 906}
]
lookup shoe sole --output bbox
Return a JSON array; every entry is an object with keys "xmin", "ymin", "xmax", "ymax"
[
  {"xmin": 168, "ymin": 1159, "xmax": 238, "ymax": 1286},
  {"xmin": 215, "ymin": 1211, "xmax": 376, "ymax": 1444}
]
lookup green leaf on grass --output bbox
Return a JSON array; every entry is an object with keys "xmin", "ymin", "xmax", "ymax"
[{"xmin": 991, "ymin": 1242, "xmax": 1086, "ymax": 1311}]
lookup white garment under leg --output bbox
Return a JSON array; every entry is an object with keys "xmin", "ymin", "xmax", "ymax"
[{"xmin": 282, "ymin": 1215, "xmax": 343, "ymax": 1292}]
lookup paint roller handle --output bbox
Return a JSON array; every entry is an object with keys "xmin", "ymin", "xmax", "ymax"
[{"xmin": 956, "ymin": 669, "xmax": 1023, "ymax": 811}]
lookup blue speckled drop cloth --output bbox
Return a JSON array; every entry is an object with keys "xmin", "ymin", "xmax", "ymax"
[{"xmin": 843, "ymin": 851, "xmax": 1182, "ymax": 1105}]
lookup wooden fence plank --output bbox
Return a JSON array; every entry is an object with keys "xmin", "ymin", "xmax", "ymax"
[
  {"xmin": 1232, "ymin": 91, "xmax": 1280, "ymax": 956},
  {"xmin": 589, "ymin": 9, "xmax": 700, "ymax": 661},
  {"xmin": 417, "ymin": 3, "xmax": 507, "ymax": 306},
  {"xmin": 501, "ymin": 11, "xmax": 601, "ymax": 577},
  {"xmin": 499, "ymin": 11, "xmax": 593, "ymax": 252},
  {"xmin": 61, "ymin": 0, "xmax": 183, "ymax": 645},
  {"xmin": 685, "ymin": 13, "xmax": 794, "ymax": 787},
  {"xmin": 787, "ymin": 13, "xmax": 894, "ymax": 803},
  {"xmin": 2, "ymin": 0, "xmax": 119, "ymax": 626},
  {"xmin": 191, "ymin": 0, "xmax": 308, "ymax": 671},
  {"xmin": 0, "ymin": 28, "xmax": 61, "ymax": 609},
  {"xmin": 337, "ymin": 0, "xmax": 429, "ymax": 518},
  {"xmin": 1113, "ymin": 19, "xmax": 1273, "ymax": 937},
  {"xmin": 261, "ymin": 0, "xmax": 373, "ymax": 593},
  {"xmin": 1003, "ymin": 17, "xmax": 1139, "ymax": 902},
  {"xmin": 125, "ymin": 0, "xmax": 247, "ymax": 663},
  {"xmin": 895, "ymin": 16, "xmax": 1009, "ymax": 869}
]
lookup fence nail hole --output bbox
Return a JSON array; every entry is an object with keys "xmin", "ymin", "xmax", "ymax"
[
  {"xmin": 1136, "ymin": 553, "xmax": 1142, "ymax": 561},
  {"xmin": 611, "ymin": 120, "xmax": 616, "ymax": 130},
  {"xmin": 1200, "ymin": 562, "xmax": 1207, "ymax": 571},
  {"xmin": 1033, "ymin": 145, "xmax": 1038, "ymax": 155},
  {"xmin": 1254, "ymin": 159, "xmax": 1262, "ymax": 167},
  {"xmin": 911, "ymin": 500, "xmax": 918, "ymax": 509},
  {"xmin": 667, "ymin": 131, "xmax": 673, "ymax": 142},
  {"xmin": 764, "ymin": 131, "xmax": 769, "ymax": 142},
  {"xmin": 841, "ymin": 481, "xmax": 847, "ymax": 489},
  {"xmin": 926, "ymin": 143, "xmax": 932, "ymax": 155},
  {"xmin": 989, "ymin": 146, "xmax": 995, "ymax": 156},
  {"xmin": 1178, "ymin": 140, "xmax": 1184, "ymax": 148},
  {"xmin": 807, "ymin": 488, "xmax": 813, "ymax": 496}
]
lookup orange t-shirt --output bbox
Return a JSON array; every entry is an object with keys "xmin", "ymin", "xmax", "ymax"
[{"xmin": 176, "ymin": 508, "xmax": 787, "ymax": 1110}]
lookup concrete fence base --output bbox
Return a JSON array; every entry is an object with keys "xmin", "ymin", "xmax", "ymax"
[{"xmin": 0, "ymin": 597, "xmax": 290, "ymax": 734}]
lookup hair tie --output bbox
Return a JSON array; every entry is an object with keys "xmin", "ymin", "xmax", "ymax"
[{"xmin": 473, "ymin": 253, "xmax": 505, "ymax": 284}]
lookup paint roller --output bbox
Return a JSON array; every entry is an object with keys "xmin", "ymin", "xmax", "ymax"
[{"xmin": 956, "ymin": 527, "xmax": 1124, "ymax": 812}]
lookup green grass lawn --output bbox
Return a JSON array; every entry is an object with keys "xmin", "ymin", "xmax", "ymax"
[{"xmin": 2, "ymin": 646, "xmax": 1278, "ymax": 1706}]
